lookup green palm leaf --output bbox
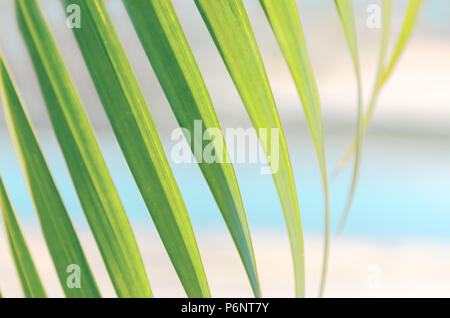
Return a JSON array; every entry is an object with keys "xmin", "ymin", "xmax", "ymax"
[
  {"xmin": 195, "ymin": 0, "xmax": 305, "ymax": 297},
  {"xmin": 63, "ymin": 0, "xmax": 210, "ymax": 297},
  {"xmin": 336, "ymin": 0, "xmax": 423, "ymax": 232},
  {"xmin": 15, "ymin": 0, "xmax": 152, "ymax": 297},
  {"xmin": 337, "ymin": 0, "xmax": 392, "ymax": 232},
  {"xmin": 337, "ymin": 0, "xmax": 423, "ymax": 173},
  {"xmin": 259, "ymin": 0, "xmax": 330, "ymax": 297},
  {"xmin": 0, "ymin": 53, "xmax": 100, "ymax": 298},
  {"xmin": 334, "ymin": 0, "xmax": 364, "ymax": 238},
  {"xmin": 0, "ymin": 176, "xmax": 46, "ymax": 298},
  {"xmin": 123, "ymin": 0, "xmax": 260, "ymax": 297}
]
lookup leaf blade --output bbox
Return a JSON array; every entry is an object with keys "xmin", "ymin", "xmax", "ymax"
[
  {"xmin": 16, "ymin": 0, "xmax": 152, "ymax": 298},
  {"xmin": 0, "ymin": 53, "xmax": 100, "ymax": 298},
  {"xmin": 0, "ymin": 176, "xmax": 47, "ymax": 298},
  {"xmin": 334, "ymin": 0, "xmax": 364, "ymax": 241},
  {"xmin": 337, "ymin": 0, "xmax": 393, "ymax": 232},
  {"xmin": 195, "ymin": 0, "xmax": 305, "ymax": 297},
  {"xmin": 64, "ymin": 0, "xmax": 210, "ymax": 297},
  {"xmin": 381, "ymin": 0, "xmax": 423, "ymax": 85},
  {"xmin": 259, "ymin": 0, "xmax": 331, "ymax": 298},
  {"xmin": 336, "ymin": 0, "xmax": 423, "ymax": 232},
  {"xmin": 337, "ymin": 0, "xmax": 423, "ymax": 173},
  {"xmin": 123, "ymin": 0, "xmax": 260, "ymax": 297}
]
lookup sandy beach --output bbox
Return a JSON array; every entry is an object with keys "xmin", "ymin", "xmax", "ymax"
[{"xmin": 2, "ymin": 228, "xmax": 450, "ymax": 298}]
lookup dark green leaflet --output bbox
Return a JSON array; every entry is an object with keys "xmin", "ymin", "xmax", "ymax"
[
  {"xmin": 0, "ymin": 176, "xmax": 47, "ymax": 298},
  {"xmin": 64, "ymin": 0, "xmax": 210, "ymax": 297},
  {"xmin": 0, "ymin": 53, "xmax": 100, "ymax": 298},
  {"xmin": 16, "ymin": 0, "xmax": 152, "ymax": 297},
  {"xmin": 123, "ymin": 0, "xmax": 260, "ymax": 297}
]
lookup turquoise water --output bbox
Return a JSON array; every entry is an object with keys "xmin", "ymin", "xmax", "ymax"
[{"xmin": 1, "ymin": 129, "xmax": 449, "ymax": 241}]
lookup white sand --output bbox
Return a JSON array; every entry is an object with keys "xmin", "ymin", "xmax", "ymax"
[{"xmin": 2, "ymin": 228, "xmax": 450, "ymax": 298}]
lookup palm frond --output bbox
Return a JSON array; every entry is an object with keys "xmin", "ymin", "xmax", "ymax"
[
  {"xmin": 15, "ymin": 0, "xmax": 152, "ymax": 297},
  {"xmin": 0, "ymin": 176, "xmax": 46, "ymax": 298},
  {"xmin": 336, "ymin": 0, "xmax": 423, "ymax": 231},
  {"xmin": 0, "ymin": 53, "xmax": 100, "ymax": 298},
  {"xmin": 334, "ymin": 0, "xmax": 364, "ymax": 240},
  {"xmin": 337, "ymin": 0, "xmax": 392, "ymax": 232},
  {"xmin": 259, "ymin": 0, "xmax": 331, "ymax": 297},
  {"xmin": 337, "ymin": 0, "xmax": 423, "ymax": 171},
  {"xmin": 63, "ymin": 0, "xmax": 210, "ymax": 297},
  {"xmin": 123, "ymin": 0, "xmax": 260, "ymax": 297},
  {"xmin": 382, "ymin": 0, "xmax": 423, "ymax": 84},
  {"xmin": 195, "ymin": 0, "xmax": 305, "ymax": 297}
]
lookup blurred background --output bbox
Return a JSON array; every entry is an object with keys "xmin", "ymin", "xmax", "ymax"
[{"xmin": 0, "ymin": 0, "xmax": 449, "ymax": 297}]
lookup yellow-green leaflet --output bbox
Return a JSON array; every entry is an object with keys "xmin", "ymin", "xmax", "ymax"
[
  {"xmin": 382, "ymin": 0, "xmax": 423, "ymax": 85},
  {"xmin": 64, "ymin": 0, "xmax": 210, "ymax": 297},
  {"xmin": 123, "ymin": 0, "xmax": 260, "ymax": 297},
  {"xmin": 259, "ymin": 0, "xmax": 330, "ymax": 297},
  {"xmin": 0, "ymin": 54, "xmax": 100, "ymax": 298},
  {"xmin": 337, "ymin": 0, "xmax": 423, "ymax": 173},
  {"xmin": 0, "ymin": 176, "xmax": 46, "ymax": 298},
  {"xmin": 337, "ymin": 0, "xmax": 392, "ymax": 232},
  {"xmin": 16, "ymin": 0, "xmax": 151, "ymax": 298},
  {"xmin": 195, "ymin": 0, "xmax": 305, "ymax": 297},
  {"xmin": 334, "ymin": 0, "xmax": 363, "ymax": 244},
  {"xmin": 336, "ymin": 0, "xmax": 423, "ymax": 232}
]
